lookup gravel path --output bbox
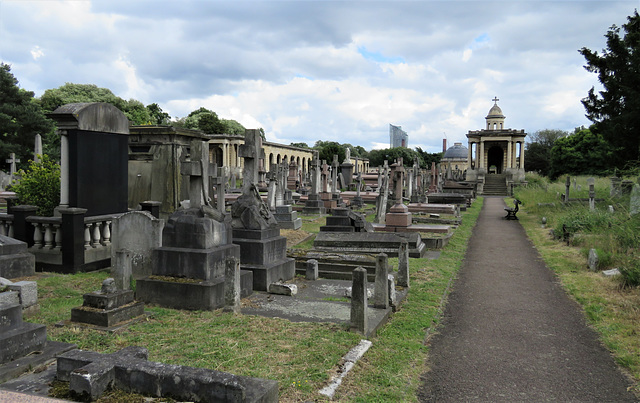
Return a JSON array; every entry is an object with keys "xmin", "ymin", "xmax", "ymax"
[{"xmin": 418, "ymin": 197, "xmax": 637, "ymax": 402}]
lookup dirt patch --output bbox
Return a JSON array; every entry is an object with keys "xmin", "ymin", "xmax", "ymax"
[{"xmin": 280, "ymin": 229, "xmax": 312, "ymax": 247}]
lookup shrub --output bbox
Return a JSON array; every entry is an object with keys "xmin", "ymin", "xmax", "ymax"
[
  {"xmin": 553, "ymin": 209, "xmax": 610, "ymax": 240},
  {"xmin": 11, "ymin": 155, "xmax": 60, "ymax": 216}
]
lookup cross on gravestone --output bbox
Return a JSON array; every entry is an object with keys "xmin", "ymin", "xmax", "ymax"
[
  {"xmin": 238, "ymin": 130, "xmax": 265, "ymax": 194},
  {"xmin": 5, "ymin": 153, "xmax": 20, "ymax": 176},
  {"xmin": 310, "ymin": 153, "xmax": 321, "ymax": 195},
  {"xmin": 394, "ymin": 165, "xmax": 405, "ymax": 205},
  {"xmin": 331, "ymin": 155, "xmax": 339, "ymax": 193},
  {"xmin": 57, "ymin": 346, "xmax": 255, "ymax": 402},
  {"xmin": 180, "ymin": 140, "xmax": 214, "ymax": 209},
  {"xmin": 355, "ymin": 172, "xmax": 363, "ymax": 196},
  {"xmin": 211, "ymin": 165, "xmax": 227, "ymax": 213}
]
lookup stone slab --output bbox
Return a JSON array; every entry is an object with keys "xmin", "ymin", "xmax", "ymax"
[
  {"xmin": 0, "ymin": 235, "xmax": 28, "ymax": 256},
  {"xmin": 0, "ymin": 341, "xmax": 76, "ymax": 384},
  {"xmin": 232, "ymin": 235, "xmax": 288, "ymax": 266},
  {"xmin": 0, "ymin": 252, "xmax": 35, "ymax": 280},
  {"xmin": 70, "ymin": 302, "xmax": 145, "ymax": 328},
  {"xmin": 241, "ymin": 258, "xmax": 296, "ymax": 291},
  {"xmin": 81, "ymin": 289, "xmax": 134, "ymax": 310},
  {"xmin": 1, "ymin": 321, "xmax": 47, "ymax": 365},
  {"xmin": 313, "ymin": 231, "xmax": 427, "ymax": 258},
  {"xmin": 136, "ymin": 270, "xmax": 253, "ymax": 311}
]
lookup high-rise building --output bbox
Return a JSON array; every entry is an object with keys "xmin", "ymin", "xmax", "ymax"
[{"xmin": 389, "ymin": 124, "xmax": 408, "ymax": 148}]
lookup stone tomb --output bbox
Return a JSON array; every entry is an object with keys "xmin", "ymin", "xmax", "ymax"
[
  {"xmin": 320, "ymin": 207, "xmax": 373, "ymax": 233},
  {"xmin": 67, "ymin": 278, "xmax": 145, "ymax": 331},
  {"xmin": 0, "ymin": 302, "xmax": 75, "ymax": 383},
  {"xmin": 57, "ymin": 346, "xmax": 278, "ymax": 402},
  {"xmin": 0, "ymin": 234, "xmax": 35, "ymax": 279},
  {"xmin": 274, "ymin": 205, "xmax": 302, "ymax": 230},
  {"xmin": 136, "ymin": 139, "xmax": 253, "ymax": 310},
  {"xmin": 231, "ymin": 130, "xmax": 295, "ymax": 291},
  {"xmin": 314, "ymin": 231, "xmax": 427, "ymax": 258}
]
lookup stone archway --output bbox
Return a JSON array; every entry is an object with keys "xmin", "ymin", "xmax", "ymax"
[{"xmin": 487, "ymin": 145, "xmax": 504, "ymax": 174}]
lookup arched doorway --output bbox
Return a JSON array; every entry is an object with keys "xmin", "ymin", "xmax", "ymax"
[{"xmin": 487, "ymin": 146, "xmax": 504, "ymax": 174}]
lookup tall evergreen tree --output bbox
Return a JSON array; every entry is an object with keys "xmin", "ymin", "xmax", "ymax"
[
  {"xmin": 579, "ymin": 10, "xmax": 640, "ymax": 168},
  {"xmin": 0, "ymin": 63, "xmax": 54, "ymax": 170}
]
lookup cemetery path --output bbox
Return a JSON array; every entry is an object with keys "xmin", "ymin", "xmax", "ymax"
[{"xmin": 417, "ymin": 196, "xmax": 637, "ymax": 402}]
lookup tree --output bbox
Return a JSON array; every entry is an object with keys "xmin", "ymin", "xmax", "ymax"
[
  {"xmin": 525, "ymin": 129, "xmax": 568, "ymax": 176},
  {"xmin": 414, "ymin": 146, "xmax": 442, "ymax": 168},
  {"xmin": 124, "ymin": 99, "xmax": 151, "ymax": 125},
  {"xmin": 39, "ymin": 83, "xmax": 127, "ymax": 113},
  {"xmin": 579, "ymin": 10, "xmax": 640, "ymax": 168},
  {"xmin": 0, "ymin": 63, "xmax": 54, "ymax": 170},
  {"xmin": 548, "ymin": 128, "xmax": 613, "ymax": 179},
  {"xmin": 220, "ymin": 119, "xmax": 245, "ymax": 135},
  {"xmin": 10, "ymin": 154, "xmax": 60, "ymax": 216},
  {"xmin": 367, "ymin": 147, "xmax": 423, "ymax": 168},
  {"xmin": 314, "ymin": 141, "xmax": 345, "ymax": 163},
  {"xmin": 146, "ymin": 103, "xmax": 171, "ymax": 125}
]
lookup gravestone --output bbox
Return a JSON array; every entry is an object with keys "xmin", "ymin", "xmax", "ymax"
[
  {"xmin": 68, "ymin": 278, "xmax": 145, "ymax": 331},
  {"xmin": 34, "ymin": 133, "xmax": 43, "ymax": 163},
  {"xmin": 0, "ymin": 234, "xmax": 35, "ymax": 279},
  {"xmin": 320, "ymin": 207, "xmax": 373, "ymax": 233},
  {"xmin": 385, "ymin": 164, "xmax": 412, "ymax": 229},
  {"xmin": 48, "ymin": 103, "xmax": 128, "ymax": 216},
  {"xmin": 589, "ymin": 184, "xmax": 596, "ymax": 211},
  {"xmin": 302, "ymin": 152, "xmax": 326, "ymax": 214},
  {"xmin": 631, "ymin": 178, "xmax": 640, "ymax": 216},
  {"xmin": 341, "ymin": 147, "xmax": 354, "ymax": 188},
  {"xmin": 373, "ymin": 253, "xmax": 389, "ymax": 309},
  {"xmin": 231, "ymin": 130, "xmax": 295, "ymax": 291},
  {"xmin": 587, "ymin": 249, "xmax": 599, "ymax": 272},
  {"xmin": 137, "ymin": 139, "xmax": 252, "ymax": 310},
  {"xmin": 110, "ymin": 211, "xmax": 164, "ymax": 285},
  {"xmin": 564, "ymin": 176, "xmax": 571, "ymax": 202},
  {"xmin": 5, "ymin": 153, "xmax": 19, "ymax": 176},
  {"xmin": 351, "ymin": 172, "xmax": 364, "ymax": 208},
  {"xmin": 350, "ymin": 266, "xmax": 368, "ymax": 335},
  {"xmin": 57, "ymin": 346, "xmax": 278, "ymax": 402},
  {"xmin": 375, "ymin": 161, "xmax": 390, "ymax": 224},
  {"xmin": 397, "ymin": 239, "xmax": 409, "ymax": 288}
]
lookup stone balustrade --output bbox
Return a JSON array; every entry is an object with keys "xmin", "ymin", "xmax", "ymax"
[{"xmin": 0, "ymin": 214, "xmax": 14, "ymax": 237}]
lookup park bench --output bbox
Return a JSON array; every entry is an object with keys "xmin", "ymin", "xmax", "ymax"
[{"xmin": 504, "ymin": 199, "xmax": 521, "ymax": 220}]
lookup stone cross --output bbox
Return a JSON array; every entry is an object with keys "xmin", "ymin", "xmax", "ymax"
[
  {"xmin": 34, "ymin": 134, "xmax": 42, "ymax": 163},
  {"xmin": 331, "ymin": 155, "xmax": 339, "ymax": 193},
  {"xmin": 180, "ymin": 140, "xmax": 213, "ymax": 209},
  {"xmin": 394, "ymin": 164, "xmax": 405, "ymax": 205},
  {"xmin": 321, "ymin": 160, "xmax": 330, "ymax": 193},
  {"xmin": 310, "ymin": 152, "xmax": 321, "ymax": 195},
  {"xmin": 238, "ymin": 129, "xmax": 265, "ymax": 194},
  {"xmin": 630, "ymin": 178, "xmax": 640, "ymax": 216},
  {"xmin": 57, "ymin": 346, "xmax": 249, "ymax": 402},
  {"xmin": 211, "ymin": 165, "xmax": 227, "ymax": 213},
  {"xmin": 356, "ymin": 172, "xmax": 363, "ymax": 197},
  {"xmin": 377, "ymin": 166, "xmax": 382, "ymax": 190},
  {"xmin": 6, "ymin": 153, "xmax": 20, "ymax": 176}
]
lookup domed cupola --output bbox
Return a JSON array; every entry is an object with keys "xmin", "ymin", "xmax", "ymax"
[{"xmin": 485, "ymin": 96, "xmax": 505, "ymax": 130}]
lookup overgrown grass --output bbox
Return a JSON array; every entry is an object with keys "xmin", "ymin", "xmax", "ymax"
[
  {"xmin": 335, "ymin": 198, "xmax": 483, "ymax": 401},
  {"xmin": 24, "ymin": 200, "xmax": 484, "ymax": 402},
  {"xmin": 513, "ymin": 179, "xmax": 640, "ymax": 393}
]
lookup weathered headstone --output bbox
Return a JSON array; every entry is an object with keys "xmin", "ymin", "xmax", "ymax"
[
  {"xmin": 302, "ymin": 151, "xmax": 326, "ymax": 214},
  {"xmin": 306, "ymin": 259, "xmax": 319, "ymax": 280},
  {"xmin": 350, "ymin": 266, "xmax": 368, "ymax": 335},
  {"xmin": 111, "ymin": 210, "xmax": 164, "ymax": 283},
  {"xmin": 565, "ymin": 176, "xmax": 571, "ymax": 202},
  {"xmin": 5, "ymin": 153, "xmax": 19, "ymax": 176},
  {"xmin": 373, "ymin": 253, "xmax": 389, "ymax": 309},
  {"xmin": 589, "ymin": 184, "xmax": 596, "ymax": 211},
  {"xmin": 224, "ymin": 256, "xmax": 241, "ymax": 313},
  {"xmin": 587, "ymin": 249, "xmax": 599, "ymax": 272},
  {"xmin": 341, "ymin": 147, "xmax": 354, "ymax": 188},
  {"xmin": 397, "ymin": 239, "xmax": 409, "ymax": 288}
]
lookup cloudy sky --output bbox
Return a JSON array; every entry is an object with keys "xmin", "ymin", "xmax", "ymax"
[{"xmin": 1, "ymin": 1, "xmax": 637, "ymax": 153}]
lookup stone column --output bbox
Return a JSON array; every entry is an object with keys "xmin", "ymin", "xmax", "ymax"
[
  {"xmin": 350, "ymin": 266, "xmax": 368, "ymax": 335},
  {"xmin": 397, "ymin": 239, "xmax": 409, "ymax": 288},
  {"xmin": 506, "ymin": 141, "xmax": 512, "ymax": 169},
  {"xmin": 224, "ymin": 256, "xmax": 241, "ymax": 313},
  {"xmin": 479, "ymin": 140, "xmax": 485, "ymax": 169},
  {"xmin": 519, "ymin": 142, "xmax": 525, "ymax": 168},
  {"xmin": 60, "ymin": 207, "xmax": 88, "ymax": 270},
  {"xmin": 60, "ymin": 131, "xmax": 70, "ymax": 208}
]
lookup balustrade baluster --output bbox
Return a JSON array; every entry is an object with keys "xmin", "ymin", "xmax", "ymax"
[
  {"xmin": 54, "ymin": 224, "xmax": 62, "ymax": 250},
  {"xmin": 0, "ymin": 221, "xmax": 6, "ymax": 236},
  {"xmin": 32, "ymin": 223, "xmax": 43, "ymax": 249},
  {"xmin": 101, "ymin": 220, "xmax": 111, "ymax": 245},
  {"xmin": 92, "ymin": 222, "xmax": 101, "ymax": 248},
  {"xmin": 8, "ymin": 223, "xmax": 14, "ymax": 238},
  {"xmin": 84, "ymin": 224, "xmax": 91, "ymax": 250},
  {"xmin": 44, "ymin": 224, "xmax": 54, "ymax": 249}
]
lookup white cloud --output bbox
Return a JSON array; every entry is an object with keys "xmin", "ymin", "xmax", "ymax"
[{"xmin": 30, "ymin": 46, "xmax": 44, "ymax": 60}]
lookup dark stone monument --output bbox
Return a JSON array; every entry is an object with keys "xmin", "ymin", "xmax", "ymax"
[
  {"xmin": 341, "ymin": 147, "xmax": 354, "ymax": 188},
  {"xmin": 320, "ymin": 207, "xmax": 373, "ymax": 233},
  {"xmin": 136, "ymin": 139, "xmax": 252, "ymax": 310},
  {"xmin": 48, "ymin": 103, "xmax": 129, "ymax": 216},
  {"xmin": 57, "ymin": 346, "xmax": 278, "ymax": 402},
  {"xmin": 302, "ymin": 151, "xmax": 326, "ymax": 214},
  {"xmin": 231, "ymin": 130, "xmax": 295, "ymax": 291}
]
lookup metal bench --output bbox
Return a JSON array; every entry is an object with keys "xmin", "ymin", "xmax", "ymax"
[{"xmin": 504, "ymin": 199, "xmax": 521, "ymax": 220}]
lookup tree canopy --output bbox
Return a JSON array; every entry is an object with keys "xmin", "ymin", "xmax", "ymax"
[
  {"xmin": 525, "ymin": 129, "xmax": 568, "ymax": 177},
  {"xmin": 548, "ymin": 128, "xmax": 613, "ymax": 180},
  {"xmin": 367, "ymin": 147, "xmax": 424, "ymax": 168},
  {"xmin": 579, "ymin": 10, "xmax": 640, "ymax": 169},
  {"xmin": 0, "ymin": 63, "xmax": 54, "ymax": 170}
]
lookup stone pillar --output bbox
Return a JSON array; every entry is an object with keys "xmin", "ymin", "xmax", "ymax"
[
  {"xmin": 11, "ymin": 205, "xmax": 38, "ymax": 246},
  {"xmin": 60, "ymin": 207, "xmax": 87, "ymax": 270},
  {"xmin": 479, "ymin": 141, "xmax": 485, "ymax": 169},
  {"xmin": 506, "ymin": 141, "xmax": 512, "ymax": 169},
  {"xmin": 565, "ymin": 176, "xmax": 571, "ymax": 202},
  {"xmin": 373, "ymin": 253, "xmax": 389, "ymax": 309},
  {"xmin": 519, "ymin": 142, "xmax": 525, "ymax": 168},
  {"xmin": 224, "ymin": 256, "xmax": 241, "ymax": 313},
  {"xmin": 140, "ymin": 201, "xmax": 161, "ymax": 219},
  {"xmin": 397, "ymin": 239, "xmax": 409, "ymax": 288},
  {"xmin": 589, "ymin": 184, "xmax": 596, "ymax": 211},
  {"xmin": 113, "ymin": 250, "xmax": 133, "ymax": 290},
  {"xmin": 60, "ymin": 132, "xmax": 70, "ymax": 208},
  {"xmin": 350, "ymin": 266, "xmax": 368, "ymax": 335},
  {"xmin": 34, "ymin": 133, "xmax": 43, "ymax": 163},
  {"xmin": 306, "ymin": 259, "xmax": 319, "ymax": 280}
]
